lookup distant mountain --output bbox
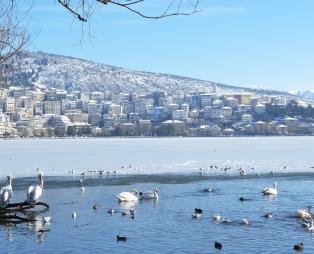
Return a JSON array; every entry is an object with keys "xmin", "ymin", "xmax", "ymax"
[
  {"xmin": 4, "ymin": 51, "xmax": 295, "ymax": 97},
  {"xmin": 289, "ymin": 90, "xmax": 314, "ymax": 101}
]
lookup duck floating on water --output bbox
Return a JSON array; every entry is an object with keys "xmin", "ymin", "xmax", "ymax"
[
  {"xmin": 214, "ymin": 241, "xmax": 222, "ymax": 250},
  {"xmin": 192, "ymin": 208, "xmax": 203, "ymax": 219},
  {"xmin": 117, "ymin": 235, "xmax": 127, "ymax": 241},
  {"xmin": 293, "ymin": 243, "xmax": 304, "ymax": 251}
]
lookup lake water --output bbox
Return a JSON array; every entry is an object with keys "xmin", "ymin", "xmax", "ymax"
[{"xmin": 1, "ymin": 137, "xmax": 314, "ymax": 253}]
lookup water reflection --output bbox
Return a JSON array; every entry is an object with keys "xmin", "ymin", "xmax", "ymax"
[
  {"xmin": 2, "ymin": 224, "xmax": 14, "ymax": 241},
  {"xmin": 118, "ymin": 201, "xmax": 137, "ymax": 210},
  {"xmin": 140, "ymin": 199, "xmax": 159, "ymax": 208},
  {"xmin": 25, "ymin": 212, "xmax": 51, "ymax": 243}
]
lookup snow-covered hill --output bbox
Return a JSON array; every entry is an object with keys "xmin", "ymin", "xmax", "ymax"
[
  {"xmin": 5, "ymin": 51, "xmax": 293, "ymax": 96},
  {"xmin": 290, "ymin": 90, "xmax": 314, "ymax": 100}
]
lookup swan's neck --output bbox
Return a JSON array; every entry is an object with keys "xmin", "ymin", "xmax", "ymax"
[
  {"xmin": 7, "ymin": 178, "xmax": 12, "ymax": 188},
  {"xmin": 38, "ymin": 175, "xmax": 43, "ymax": 188}
]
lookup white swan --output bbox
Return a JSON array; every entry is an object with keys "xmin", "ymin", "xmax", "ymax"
[
  {"xmin": 139, "ymin": 188, "xmax": 159, "ymax": 200},
  {"xmin": 0, "ymin": 175, "xmax": 13, "ymax": 208},
  {"xmin": 117, "ymin": 189, "xmax": 138, "ymax": 202},
  {"xmin": 262, "ymin": 182, "xmax": 278, "ymax": 196},
  {"xmin": 27, "ymin": 171, "xmax": 44, "ymax": 203}
]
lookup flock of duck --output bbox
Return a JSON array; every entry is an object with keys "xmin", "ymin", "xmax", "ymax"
[
  {"xmin": 191, "ymin": 180, "xmax": 314, "ymax": 251},
  {"xmin": 198, "ymin": 164, "xmax": 314, "ymax": 176},
  {"xmin": 68, "ymin": 165, "xmax": 139, "ymax": 177},
  {"xmin": 1, "ymin": 170, "xmax": 314, "ymax": 251}
]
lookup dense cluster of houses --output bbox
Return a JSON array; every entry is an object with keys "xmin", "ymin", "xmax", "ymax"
[{"xmin": 0, "ymin": 86, "xmax": 313, "ymax": 138}]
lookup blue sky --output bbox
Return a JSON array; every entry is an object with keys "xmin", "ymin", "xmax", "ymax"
[{"xmin": 21, "ymin": 0, "xmax": 314, "ymax": 91}]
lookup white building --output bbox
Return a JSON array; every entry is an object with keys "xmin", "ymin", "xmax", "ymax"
[
  {"xmin": 212, "ymin": 99, "xmax": 223, "ymax": 109},
  {"xmin": 44, "ymin": 101, "xmax": 62, "ymax": 115},
  {"xmin": 221, "ymin": 106, "xmax": 232, "ymax": 118},
  {"xmin": 181, "ymin": 103, "xmax": 190, "ymax": 111},
  {"xmin": 225, "ymin": 97, "xmax": 238, "ymax": 108},
  {"xmin": 135, "ymin": 99, "xmax": 147, "ymax": 116},
  {"xmin": 242, "ymin": 114, "xmax": 253, "ymax": 123},
  {"xmin": 109, "ymin": 104, "xmax": 122, "ymax": 115},
  {"xmin": 173, "ymin": 109, "xmax": 189, "ymax": 121},
  {"xmin": 88, "ymin": 101, "xmax": 101, "ymax": 114},
  {"xmin": 200, "ymin": 94, "xmax": 212, "ymax": 108},
  {"xmin": 210, "ymin": 108, "xmax": 222, "ymax": 119},
  {"xmin": 255, "ymin": 104, "xmax": 266, "ymax": 114},
  {"xmin": 167, "ymin": 103, "xmax": 179, "ymax": 114},
  {"xmin": 90, "ymin": 92, "xmax": 104, "ymax": 103}
]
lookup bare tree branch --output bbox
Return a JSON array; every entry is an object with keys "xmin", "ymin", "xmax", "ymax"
[
  {"xmin": 0, "ymin": 1, "xmax": 28, "ymax": 63},
  {"xmin": 58, "ymin": 0, "xmax": 88, "ymax": 21},
  {"xmin": 57, "ymin": 0, "xmax": 201, "ymax": 22},
  {"xmin": 0, "ymin": 1, "xmax": 30, "ymax": 88}
]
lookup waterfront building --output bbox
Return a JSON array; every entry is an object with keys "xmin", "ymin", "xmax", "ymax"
[
  {"xmin": 88, "ymin": 113, "xmax": 101, "ymax": 126},
  {"xmin": 48, "ymin": 115, "xmax": 71, "ymax": 136},
  {"xmin": 118, "ymin": 123, "xmax": 136, "ymax": 136},
  {"xmin": 137, "ymin": 120, "xmax": 152, "ymax": 136},
  {"xmin": 277, "ymin": 124, "xmax": 288, "ymax": 135},
  {"xmin": 284, "ymin": 117, "xmax": 299, "ymax": 133},
  {"xmin": 211, "ymin": 125, "xmax": 222, "ymax": 136},
  {"xmin": 161, "ymin": 120, "xmax": 185, "ymax": 136}
]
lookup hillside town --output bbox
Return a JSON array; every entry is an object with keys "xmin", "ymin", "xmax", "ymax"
[{"xmin": 0, "ymin": 85, "xmax": 314, "ymax": 138}]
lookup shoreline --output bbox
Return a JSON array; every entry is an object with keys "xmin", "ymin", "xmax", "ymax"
[
  {"xmin": 3, "ymin": 171, "xmax": 314, "ymax": 184},
  {"xmin": 1, "ymin": 134, "xmax": 314, "ymax": 141}
]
